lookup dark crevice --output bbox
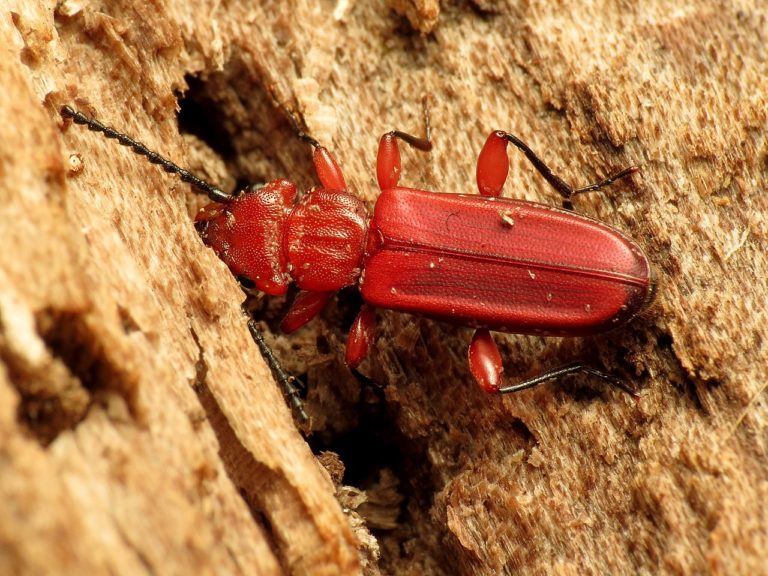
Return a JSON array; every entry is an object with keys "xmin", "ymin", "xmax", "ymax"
[
  {"xmin": 177, "ymin": 76, "xmax": 237, "ymax": 161},
  {"xmin": 117, "ymin": 304, "xmax": 141, "ymax": 334},
  {"xmin": 508, "ymin": 417, "xmax": 534, "ymax": 444},
  {"xmin": 656, "ymin": 332, "xmax": 674, "ymax": 350},
  {"xmin": 176, "ymin": 63, "xmax": 317, "ymax": 196},
  {"xmin": 683, "ymin": 374, "xmax": 709, "ymax": 415},
  {"xmin": 305, "ymin": 368, "xmax": 440, "ymax": 550},
  {"xmin": 2, "ymin": 306, "xmax": 138, "ymax": 446},
  {"xmin": 307, "ymin": 407, "xmax": 403, "ymax": 491},
  {"xmin": 189, "ymin": 326, "xmax": 209, "ymax": 396},
  {"xmin": 651, "ymin": 329, "xmax": 712, "ymax": 414}
]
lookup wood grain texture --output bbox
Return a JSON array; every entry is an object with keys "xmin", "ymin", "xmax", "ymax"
[{"xmin": 1, "ymin": 0, "xmax": 766, "ymax": 574}]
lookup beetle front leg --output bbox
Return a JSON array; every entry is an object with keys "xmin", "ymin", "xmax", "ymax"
[
  {"xmin": 247, "ymin": 318, "xmax": 310, "ymax": 425},
  {"xmin": 269, "ymin": 91, "xmax": 349, "ymax": 192},
  {"xmin": 295, "ymin": 130, "xmax": 347, "ymax": 191},
  {"xmin": 468, "ymin": 329, "xmax": 638, "ymax": 397},
  {"xmin": 311, "ymin": 145, "xmax": 347, "ymax": 191},
  {"xmin": 476, "ymin": 130, "xmax": 638, "ymax": 208},
  {"xmin": 280, "ymin": 291, "xmax": 335, "ymax": 334}
]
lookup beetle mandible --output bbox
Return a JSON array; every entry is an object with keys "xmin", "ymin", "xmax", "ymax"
[{"xmin": 60, "ymin": 104, "xmax": 654, "ymax": 420}]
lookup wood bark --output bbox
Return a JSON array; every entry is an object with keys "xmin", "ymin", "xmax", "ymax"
[{"xmin": 1, "ymin": 0, "xmax": 766, "ymax": 574}]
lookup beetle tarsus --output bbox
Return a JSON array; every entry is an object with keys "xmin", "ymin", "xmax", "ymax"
[
  {"xmin": 486, "ymin": 131, "xmax": 638, "ymax": 209},
  {"xmin": 386, "ymin": 96, "xmax": 434, "ymax": 152},
  {"xmin": 497, "ymin": 361, "xmax": 639, "ymax": 397},
  {"xmin": 572, "ymin": 165, "xmax": 640, "ymax": 196}
]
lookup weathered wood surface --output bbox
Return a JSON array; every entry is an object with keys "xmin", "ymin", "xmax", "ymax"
[{"xmin": 1, "ymin": 0, "xmax": 766, "ymax": 574}]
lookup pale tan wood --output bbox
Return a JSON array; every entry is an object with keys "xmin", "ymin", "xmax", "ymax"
[
  {"xmin": 1, "ymin": 1, "xmax": 359, "ymax": 574},
  {"xmin": 1, "ymin": 0, "xmax": 766, "ymax": 574}
]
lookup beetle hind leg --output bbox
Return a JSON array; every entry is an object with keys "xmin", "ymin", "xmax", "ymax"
[
  {"xmin": 468, "ymin": 329, "xmax": 638, "ymax": 397},
  {"xmin": 495, "ymin": 362, "xmax": 639, "ymax": 397},
  {"xmin": 475, "ymin": 130, "xmax": 639, "ymax": 209}
]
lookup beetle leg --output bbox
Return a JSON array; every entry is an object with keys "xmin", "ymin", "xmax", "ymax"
[
  {"xmin": 468, "ymin": 329, "xmax": 505, "ymax": 393},
  {"xmin": 376, "ymin": 98, "xmax": 433, "ymax": 190},
  {"xmin": 345, "ymin": 305, "xmax": 377, "ymax": 369},
  {"xmin": 247, "ymin": 318, "xmax": 310, "ymax": 425},
  {"xmin": 476, "ymin": 130, "xmax": 638, "ymax": 208},
  {"xmin": 311, "ymin": 146, "xmax": 348, "ymax": 191},
  {"xmin": 280, "ymin": 291, "xmax": 335, "ymax": 334},
  {"xmin": 496, "ymin": 362, "xmax": 639, "ymax": 397},
  {"xmin": 476, "ymin": 132, "xmax": 511, "ymax": 198},
  {"xmin": 286, "ymin": 127, "xmax": 348, "ymax": 191},
  {"xmin": 469, "ymin": 329, "xmax": 638, "ymax": 397},
  {"xmin": 287, "ymin": 126, "xmax": 347, "ymax": 191},
  {"xmin": 571, "ymin": 166, "xmax": 640, "ymax": 196},
  {"xmin": 267, "ymin": 93, "xmax": 348, "ymax": 191}
]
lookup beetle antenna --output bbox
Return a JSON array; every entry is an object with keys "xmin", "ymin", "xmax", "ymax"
[{"xmin": 60, "ymin": 106, "xmax": 232, "ymax": 204}]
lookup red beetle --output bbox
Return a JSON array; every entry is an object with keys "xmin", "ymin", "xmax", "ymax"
[{"xmin": 61, "ymin": 105, "xmax": 653, "ymax": 420}]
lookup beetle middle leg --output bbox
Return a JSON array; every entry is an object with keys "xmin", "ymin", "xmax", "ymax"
[
  {"xmin": 345, "ymin": 100, "xmax": 435, "ymax": 371},
  {"xmin": 476, "ymin": 130, "xmax": 638, "ymax": 209}
]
